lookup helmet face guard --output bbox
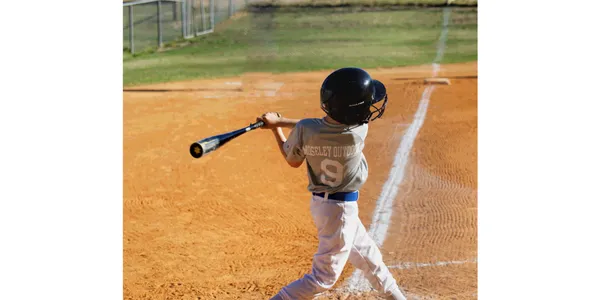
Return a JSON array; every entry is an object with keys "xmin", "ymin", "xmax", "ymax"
[{"xmin": 364, "ymin": 79, "xmax": 388, "ymax": 124}]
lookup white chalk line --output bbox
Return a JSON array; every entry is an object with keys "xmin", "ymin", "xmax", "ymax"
[
  {"xmin": 345, "ymin": 86, "xmax": 435, "ymax": 292},
  {"xmin": 433, "ymin": 7, "xmax": 451, "ymax": 65},
  {"xmin": 389, "ymin": 258, "xmax": 477, "ymax": 270},
  {"xmin": 344, "ymin": 7, "xmax": 452, "ymax": 293}
]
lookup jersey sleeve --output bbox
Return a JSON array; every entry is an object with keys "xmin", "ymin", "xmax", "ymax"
[{"xmin": 283, "ymin": 123, "xmax": 305, "ymax": 163}]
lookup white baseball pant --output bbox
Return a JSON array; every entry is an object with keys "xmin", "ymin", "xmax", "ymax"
[{"xmin": 271, "ymin": 194, "xmax": 406, "ymax": 300}]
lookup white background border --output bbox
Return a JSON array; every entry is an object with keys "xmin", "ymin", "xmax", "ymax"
[
  {"xmin": 1, "ymin": 0, "xmax": 122, "ymax": 298},
  {"xmin": 1, "ymin": 0, "xmax": 600, "ymax": 299},
  {"xmin": 479, "ymin": 0, "xmax": 600, "ymax": 299}
]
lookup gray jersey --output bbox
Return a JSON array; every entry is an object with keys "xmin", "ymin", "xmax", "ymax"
[{"xmin": 283, "ymin": 118, "xmax": 369, "ymax": 193}]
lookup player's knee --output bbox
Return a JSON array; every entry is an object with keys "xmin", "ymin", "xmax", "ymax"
[
  {"xmin": 284, "ymin": 274, "xmax": 334, "ymax": 298},
  {"xmin": 311, "ymin": 268, "xmax": 341, "ymax": 292}
]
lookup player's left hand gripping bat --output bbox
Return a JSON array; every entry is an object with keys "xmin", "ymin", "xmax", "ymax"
[{"xmin": 189, "ymin": 120, "xmax": 264, "ymax": 158}]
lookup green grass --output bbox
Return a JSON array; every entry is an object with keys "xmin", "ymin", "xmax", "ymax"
[{"xmin": 123, "ymin": 7, "xmax": 477, "ymax": 86}]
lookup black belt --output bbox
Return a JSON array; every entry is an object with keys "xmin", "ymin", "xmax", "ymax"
[{"xmin": 312, "ymin": 191, "xmax": 359, "ymax": 201}]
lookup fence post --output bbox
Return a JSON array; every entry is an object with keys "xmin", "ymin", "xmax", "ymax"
[
  {"xmin": 210, "ymin": 0, "xmax": 215, "ymax": 30},
  {"xmin": 200, "ymin": 0, "xmax": 206, "ymax": 31},
  {"xmin": 189, "ymin": 0, "xmax": 194, "ymax": 36},
  {"xmin": 129, "ymin": 6, "xmax": 134, "ymax": 53},
  {"xmin": 181, "ymin": 0, "xmax": 186, "ymax": 37},
  {"xmin": 191, "ymin": 0, "xmax": 196, "ymax": 35},
  {"xmin": 157, "ymin": 1, "xmax": 163, "ymax": 47},
  {"xmin": 214, "ymin": 0, "xmax": 218, "ymax": 25},
  {"xmin": 173, "ymin": 1, "xmax": 177, "ymax": 20},
  {"xmin": 229, "ymin": 0, "xmax": 233, "ymax": 17}
]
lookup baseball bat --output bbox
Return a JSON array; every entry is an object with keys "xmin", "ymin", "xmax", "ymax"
[{"xmin": 189, "ymin": 120, "xmax": 264, "ymax": 159}]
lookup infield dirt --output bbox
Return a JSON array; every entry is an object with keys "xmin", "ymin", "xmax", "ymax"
[{"xmin": 123, "ymin": 61, "xmax": 477, "ymax": 299}]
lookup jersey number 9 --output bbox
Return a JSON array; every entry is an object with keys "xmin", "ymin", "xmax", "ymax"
[{"xmin": 320, "ymin": 159, "xmax": 344, "ymax": 187}]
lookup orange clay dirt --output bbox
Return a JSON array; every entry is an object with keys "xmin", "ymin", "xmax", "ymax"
[{"xmin": 123, "ymin": 62, "xmax": 477, "ymax": 300}]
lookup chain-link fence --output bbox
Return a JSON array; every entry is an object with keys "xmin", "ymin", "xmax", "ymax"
[{"xmin": 123, "ymin": 0, "xmax": 246, "ymax": 54}]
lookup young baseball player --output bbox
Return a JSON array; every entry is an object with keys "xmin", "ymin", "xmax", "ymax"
[{"xmin": 257, "ymin": 67, "xmax": 406, "ymax": 300}]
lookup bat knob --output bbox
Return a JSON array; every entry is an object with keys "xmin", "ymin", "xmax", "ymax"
[{"xmin": 190, "ymin": 143, "xmax": 204, "ymax": 158}]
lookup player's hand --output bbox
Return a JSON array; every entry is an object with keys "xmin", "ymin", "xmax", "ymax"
[{"xmin": 257, "ymin": 112, "xmax": 282, "ymax": 129}]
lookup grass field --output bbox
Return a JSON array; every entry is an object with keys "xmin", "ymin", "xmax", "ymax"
[{"xmin": 123, "ymin": 6, "xmax": 477, "ymax": 86}]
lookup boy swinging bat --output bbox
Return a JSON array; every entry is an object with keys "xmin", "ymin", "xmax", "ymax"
[{"xmin": 256, "ymin": 67, "xmax": 406, "ymax": 300}]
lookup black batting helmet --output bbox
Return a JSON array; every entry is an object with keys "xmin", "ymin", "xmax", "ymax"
[{"xmin": 320, "ymin": 67, "xmax": 388, "ymax": 126}]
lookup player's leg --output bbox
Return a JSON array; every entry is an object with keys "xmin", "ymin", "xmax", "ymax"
[
  {"xmin": 271, "ymin": 196, "xmax": 359, "ymax": 300},
  {"xmin": 347, "ymin": 213, "xmax": 407, "ymax": 300}
]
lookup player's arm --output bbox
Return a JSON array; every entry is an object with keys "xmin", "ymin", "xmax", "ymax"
[
  {"xmin": 257, "ymin": 112, "xmax": 305, "ymax": 168},
  {"xmin": 275, "ymin": 117, "xmax": 301, "ymax": 129},
  {"xmin": 272, "ymin": 127, "xmax": 303, "ymax": 168}
]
